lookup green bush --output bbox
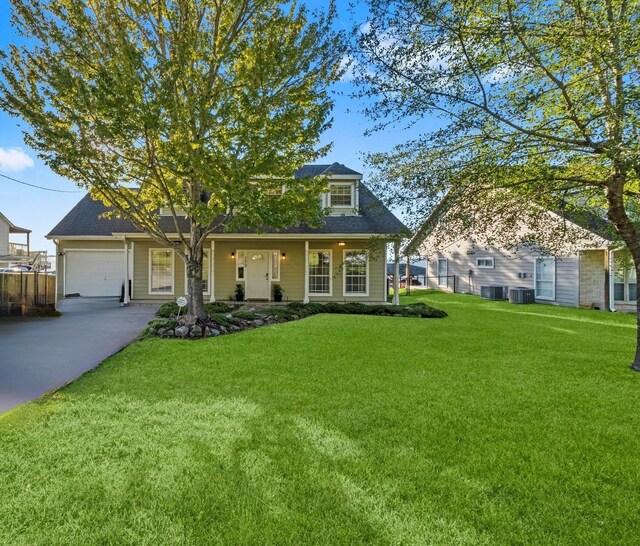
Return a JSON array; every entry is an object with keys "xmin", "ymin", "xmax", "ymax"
[
  {"xmin": 209, "ymin": 313, "xmax": 243, "ymax": 328},
  {"xmin": 260, "ymin": 307, "xmax": 298, "ymax": 321},
  {"xmin": 204, "ymin": 302, "xmax": 234, "ymax": 315},
  {"xmin": 282, "ymin": 301, "xmax": 447, "ymax": 319},
  {"xmin": 232, "ymin": 311, "xmax": 258, "ymax": 321},
  {"xmin": 156, "ymin": 302, "xmax": 181, "ymax": 318},
  {"xmin": 141, "ymin": 318, "xmax": 177, "ymax": 338}
]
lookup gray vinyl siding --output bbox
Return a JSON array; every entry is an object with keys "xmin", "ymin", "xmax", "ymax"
[
  {"xmin": 0, "ymin": 219, "xmax": 9, "ymax": 255},
  {"xmin": 425, "ymin": 240, "xmax": 580, "ymax": 307}
]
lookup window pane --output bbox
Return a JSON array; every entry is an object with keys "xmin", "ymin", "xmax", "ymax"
[
  {"xmin": 272, "ymin": 251, "xmax": 280, "ymax": 280},
  {"xmin": 535, "ymin": 257, "xmax": 554, "ymax": 298},
  {"xmin": 437, "ymin": 259, "xmax": 447, "ymax": 286},
  {"xmin": 236, "ymin": 251, "xmax": 246, "ymax": 280},
  {"xmin": 330, "ymin": 185, "xmax": 352, "ymax": 207},
  {"xmin": 614, "ymin": 283, "xmax": 625, "ymax": 301},
  {"xmin": 309, "ymin": 251, "xmax": 331, "ymax": 294},
  {"xmin": 151, "ymin": 250, "xmax": 173, "ymax": 293},
  {"xmin": 202, "ymin": 249, "xmax": 209, "ymax": 293},
  {"xmin": 344, "ymin": 251, "xmax": 367, "ymax": 294},
  {"xmin": 628, "ymin": 283, "xmax": 637, "ymax": 302}
]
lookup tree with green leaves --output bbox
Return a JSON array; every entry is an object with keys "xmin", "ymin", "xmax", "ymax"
[
  {"xmin": 0, "ymin": 0, "xmax": 346, "ymax": 318},
  {"xmin": 356, "ymin": 0, "xmax": 640, "ymax": 370}
]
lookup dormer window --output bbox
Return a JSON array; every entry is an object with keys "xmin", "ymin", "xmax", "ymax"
[{"xmin": 329, "ymin": 184, "xmax": 354, "ymax": 207}]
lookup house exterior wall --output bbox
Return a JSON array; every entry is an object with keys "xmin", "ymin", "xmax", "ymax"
[
  {"xmin": 0, "ymin": 217, "xmax": 9, "ymax": 255},
  {"xmin": 57, "ymin": 237, "xmax": 388, "ymax": 303},
  {"xmin": 422, "ymin": 238, "xmax": 581, "ymax": 307},
  {"xmin": 579, "ymin": 250, "xmax": 607, "ymax": 310}
]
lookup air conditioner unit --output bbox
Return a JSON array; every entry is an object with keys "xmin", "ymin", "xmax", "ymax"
[
  {"xmin": 508, "ymin": 287, "xmax": 535, "ymax": 304},
  {"xmin": 480, "ymin": 285, "xmax": 508, "ymax": 300}
]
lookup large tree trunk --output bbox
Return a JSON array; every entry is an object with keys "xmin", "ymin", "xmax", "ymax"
[
  {"xmin": 186, "ymin": 222, "xmax": 206, "ymax": 319},
  {"xmin": 605, "ymin": 175, "xmax": 640, "ymax": 371}
]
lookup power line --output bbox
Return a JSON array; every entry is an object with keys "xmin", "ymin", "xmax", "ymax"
[{"xmin": 0, "ymin": 172, "xmax": 82, "ymax": 193}]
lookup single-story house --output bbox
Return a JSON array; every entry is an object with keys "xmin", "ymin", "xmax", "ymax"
[
  {"xmin": 404, "ymin": 196, "xmax": 636, "ymax": 313},
  {"xmin": 47, "ymin": 163, "xmax": 406, "ymax": 304}
]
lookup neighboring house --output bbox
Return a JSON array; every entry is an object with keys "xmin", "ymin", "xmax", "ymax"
[
  {"xmin": 0, "ymin": 212, "xmax": 32, "ymax": 268},
  {"xmin": 47, "ymin": 163, "xmax": 406, "ymax": 304},
  {"xmin": 405, "ymin": 197, "xmax": 635, "ymax": 313}
]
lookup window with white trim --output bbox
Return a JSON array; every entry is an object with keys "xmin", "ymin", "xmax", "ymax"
[
  {"xmin": 308, "ymin": 250, "xmax": 331, "ymax": 295},
  {"xmin": 150, "ymin": 249, "xmax": 174, "ymax": 294},
  {"xmin": 344, "ymin": 250, "xmax": 368, "ymax": 295},
  {"xmin": 437, "ymin": 258, "xmax": 448, "ymax": 287},
  {"xmin": 236, "ymin": 250, "xmax": 246, "ymax": 281},
  {"xmin": 614, "ymin": 264, "xmax": 637, "ymax": 302},
  {"xmin": 534, "ymin": 256, "xmax": 555, "ymax": 300},
  {"xmin": 476, "ymin": 257, "xmax": 494, "ymax": 269},
  {"xmin": 271, "ymin": 251, "xmax": 280, "ymax": 281},
  {"xmin": 329, "ymin": 184, "xmax": 353, "ymax": 207}
]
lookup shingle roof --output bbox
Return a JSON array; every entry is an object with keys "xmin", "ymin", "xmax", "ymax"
[
  {"xmin": 294, "ymin": 163, "xmax": 362, "ymax": 178},
  {"xmin": 48, "ymin": 166, "xmax": 405, "ymax": 238},
  {"xmin": 404, "ymin": 191, "xmax": 615, "ymax": 255}
]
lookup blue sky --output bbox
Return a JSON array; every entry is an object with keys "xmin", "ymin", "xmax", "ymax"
[{"xmin": 0, "ymin": 0, "xmax": 426, "ymax": 255}]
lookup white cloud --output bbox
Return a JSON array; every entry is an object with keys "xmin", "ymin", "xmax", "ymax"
[
  {"xmin": 359, "ymin": 21, "xmax": 371, "ymax": 35},
  {"xmin": 339, "ymin": 55, "xmax": 356, "ymax": 82},
  {"xmin": 0, "ymin": 147, "xmax": 34, "ymax": 172},
  {"xmin": 486, "ymin": 64, "xmax": 515, "ymax": 84}
]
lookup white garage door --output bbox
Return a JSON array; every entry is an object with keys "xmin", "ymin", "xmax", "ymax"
[{"xmin": 65, "ymin": 250, "xmax": 124, "ymax": 297}]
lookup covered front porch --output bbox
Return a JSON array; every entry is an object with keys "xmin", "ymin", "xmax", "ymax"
[{"xmin": 120, "ymin": 236, "xmax": 393, "ymax": 305}]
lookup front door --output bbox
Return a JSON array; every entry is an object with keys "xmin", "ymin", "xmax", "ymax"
[{"xmin": 245, "ymin": 251, "xmax": 270, "ymax": 299}]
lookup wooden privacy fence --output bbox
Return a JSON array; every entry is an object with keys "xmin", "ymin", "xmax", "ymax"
[{"xmin": 0, "ymin": 271, "xmax": 56, "ymax": 316}]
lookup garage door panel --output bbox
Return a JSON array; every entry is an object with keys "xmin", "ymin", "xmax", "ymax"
[{"xmin": 66, "ymin": 251, "xmax": 124, "ymax": 297}]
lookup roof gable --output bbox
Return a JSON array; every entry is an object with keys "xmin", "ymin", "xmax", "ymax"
[{"xmin": 405, "ymin": 192, "xmax": 612, "ymax": 255}]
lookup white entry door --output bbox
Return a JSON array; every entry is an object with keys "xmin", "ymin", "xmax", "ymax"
[{"xmin": 245, "ymin": 251, "xmax": 270, "ymax": 299}]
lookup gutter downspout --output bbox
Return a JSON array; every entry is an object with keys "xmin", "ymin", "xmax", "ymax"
[
  {"xmin": 53, "ymin": 239, "xmax": 59, "ymax": 310},
  {"xmin": 122, "ymin": 238, "xmax": 130, "ymax": 306},
  {"xmin": 303, "ymin": 240, "xmax": 309, "ymax": 303},
  {"xmin": 393, "ymin": 242, "xmax": 400, "ymax": 306}
]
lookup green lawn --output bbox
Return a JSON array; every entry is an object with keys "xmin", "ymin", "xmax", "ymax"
[{"xmin": 1, "ymin": 292, "xmax": 639, "ymax": 545}]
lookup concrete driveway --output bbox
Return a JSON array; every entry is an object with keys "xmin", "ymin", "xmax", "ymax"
[{"xmin": 0, "ymin": 298, "xmax": 157, "ymax": 414}]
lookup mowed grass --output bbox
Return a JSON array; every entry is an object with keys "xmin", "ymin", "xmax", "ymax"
[{"xmin": 1, "ymin": 291, "xmax": 640, "ymax": 545}]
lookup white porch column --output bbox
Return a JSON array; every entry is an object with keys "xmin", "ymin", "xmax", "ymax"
[
  {"xmin": 123, "ymin": 238, "xmax": 130, "ymax": 305},
  {"xmin": 209, "ymin": 240, "xmax": 216, "ymax": 302},
  {"xmin": 393, "ymin": 241, "xmax": 400, "ymax": 306},
  {"xmin": 304, "ymin": 240, "xmax": 310, "ymax": 303},
  {"xmin": 609, "ymin": 248, "xmax": 616, "ymax": 312}
]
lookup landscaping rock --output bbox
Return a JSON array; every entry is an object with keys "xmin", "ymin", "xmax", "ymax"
[
  {"xmin": 163, "ymin": 329, "xmax": 175, "ymax": 337},
  {"xmin": 191, "ymin": 325, "xmax": 203, "ymax": 337},
  {"xmin": 180, "ymin": 314, "xmax": 198, "ymax": 327},
  {"xmin": 175, "ymin": 326, "xmax": 190, "ymax": 338}
]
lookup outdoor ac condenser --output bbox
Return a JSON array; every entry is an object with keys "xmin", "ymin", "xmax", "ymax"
[
  {"xmin": 480, "ymin": 285, "xmax": 508, "ymax": 300},
  {"xmin": 508, "ymin": 287, "xmax": 535, "ymax": 304}
]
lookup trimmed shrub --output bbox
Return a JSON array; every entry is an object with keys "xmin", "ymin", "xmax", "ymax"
[
  {"xmin": 260, "ymin": 307, "xmax": 298, "ymax": 321},
  {"xmin": 232, "ymin": 310, "xmax": 258, "ymax": 321},
  {"xmin": 205, "ymin": 302, "xmax": 234, "ymax": 314},
  {"xmin": 141, "ymin": 318, "xmax": 177, "ymax": 337},
  {"xmin": 156, "ymin": 302, "xmax": 181, "ymax": 318},
  {"xmin": 209, "ymin": 313, "xmax": 243, "ymax": 328}
]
